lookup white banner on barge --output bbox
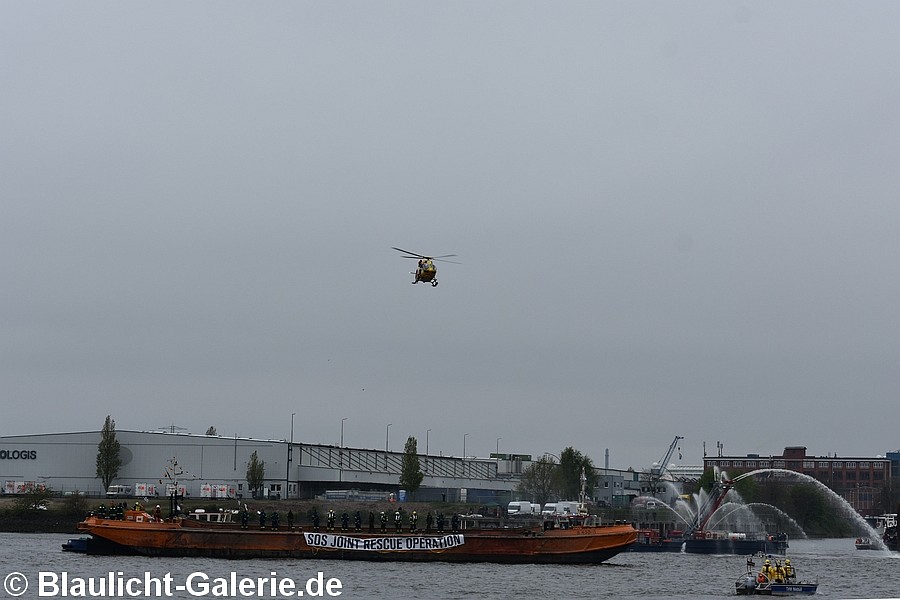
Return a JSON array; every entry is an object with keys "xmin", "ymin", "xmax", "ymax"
[{"xmin": 303, "ymin": 532, "xmax": 465, "ymax": 551}]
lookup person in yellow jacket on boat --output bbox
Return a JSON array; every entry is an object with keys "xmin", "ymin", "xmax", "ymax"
[
  {"xmin": 784, "ymin": 559, "xmax": 796, "ymax": 581},
  {"xmin": 758, "ymin": 559, "xmax": 774, "ymax": 583},
  {"xmin": 773, "ymin": 560, "xmax": 786, "ymax": 583}
]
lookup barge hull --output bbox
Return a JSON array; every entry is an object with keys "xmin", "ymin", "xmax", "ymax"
[{"xmin": 78, "ymin": 517, "xmax": 636, "ymax": 564}]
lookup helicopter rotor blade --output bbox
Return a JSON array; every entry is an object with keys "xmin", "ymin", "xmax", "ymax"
[
  {"xmin": 393, "ymin": 247, "xmax": 460, "ymax": 264},
  {"xmin": 392, "ymin": 247, "xmax": 428, "ymax": 259}
]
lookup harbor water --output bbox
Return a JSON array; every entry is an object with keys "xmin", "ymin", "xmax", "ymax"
[{"xmin": 1, "ymin": 534, "xmax": 898, "ymax": 599}]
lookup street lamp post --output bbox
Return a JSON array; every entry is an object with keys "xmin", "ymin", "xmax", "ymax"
[
  {"xmin": 385, "ymin": 423, "xmax": 392, "ymax": 470},
  {"xmin": 286, "ymin": 412, "xmax": 295, "ymax": 499},
  {"xmin": 339, "ymin": 417, "xmax": 347, "ymax": 482},
  {"xmin": 463, "ymin": 433, "xmax": 469, "ymax": 478},
  {"xmin": 426, "ymin": 429, "xmax": 432, "ymax": 473}
]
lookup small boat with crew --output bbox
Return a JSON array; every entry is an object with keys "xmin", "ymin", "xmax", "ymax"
[
  {"xmin": 734, "ymin": 557, "xmax": 818, "ymax": 596},
  {"xmin": 855, "ymin": 536, "xmax": 878, "ymax": 550}
]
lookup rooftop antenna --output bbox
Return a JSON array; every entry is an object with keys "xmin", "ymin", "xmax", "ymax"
[{"xmin": 155, "ymin": 424, "xmax": 187, "ymax": 434}]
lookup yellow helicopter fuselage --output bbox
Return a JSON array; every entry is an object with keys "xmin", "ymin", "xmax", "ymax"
[{"xmin": 414, "ymin": 260, "xmax": 437, "ymax": 284}]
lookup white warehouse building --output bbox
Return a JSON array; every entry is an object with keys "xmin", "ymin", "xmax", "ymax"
[{"xmin": 0, "ymin": 430, "xmax": 521, "ymax": 503}]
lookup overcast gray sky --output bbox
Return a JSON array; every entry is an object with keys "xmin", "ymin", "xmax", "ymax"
[{"xmin": 3, "ymin": 2, "xmax": 899, "ymax": 471}]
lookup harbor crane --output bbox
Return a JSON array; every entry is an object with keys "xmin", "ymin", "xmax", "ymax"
[{"xmin": 648, "ymin": 435, "xmax": 684, "ymax": 498}]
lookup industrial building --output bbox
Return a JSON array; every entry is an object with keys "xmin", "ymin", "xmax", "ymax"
[
  {"xmin": 1, "ymin": 429, "xmax": 705, "ymax": 509},
  {"xmin": 703, "ymin": 445, "xmax": 896, "ymax": 515},
  {"xmin": 0, "ymin": 429, "xmax": 521, "ymax": 503}
]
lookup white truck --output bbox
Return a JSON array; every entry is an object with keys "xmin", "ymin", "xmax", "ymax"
[
  {"xmin": 507, "ymin": 501, "xmax": 540, "ymax": 516},
  {"xmin": 106, "ymin": 484, "xmax": 132, "ymax": 498},
  {"xmin": 541, "ymin": 501, "xmax": 585, "ymax": 516}
]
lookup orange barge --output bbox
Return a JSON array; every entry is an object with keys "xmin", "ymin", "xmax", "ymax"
[{"xmin": 77, "ymin": 512, "xmax": 636, "ymax": 564}]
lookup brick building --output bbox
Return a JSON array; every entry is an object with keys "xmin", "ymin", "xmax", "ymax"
[{"xmin": 703, "ymin": 446, "xmax": 893, "ymax": 515}]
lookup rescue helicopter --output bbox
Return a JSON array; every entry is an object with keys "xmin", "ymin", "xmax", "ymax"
[{"xmin": 392, "ymin": 247, "xmax": 459, "ymax": 287}]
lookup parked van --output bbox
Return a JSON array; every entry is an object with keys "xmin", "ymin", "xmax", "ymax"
[
  {"xmin": 542, "ymin": 501, "xmax": 585, "ymax": 516},
  {"xmin": 507, "ymin": 501, "xmax": 539, "ymax": 516},
  {"xmin": 554, "ymin": 501, "xmax": 584, "ymax": 515}
]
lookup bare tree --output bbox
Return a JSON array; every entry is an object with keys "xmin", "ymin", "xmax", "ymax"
[{"xmin": 516, "ymin": 455, "xmax": 558, "ymax": 505}]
